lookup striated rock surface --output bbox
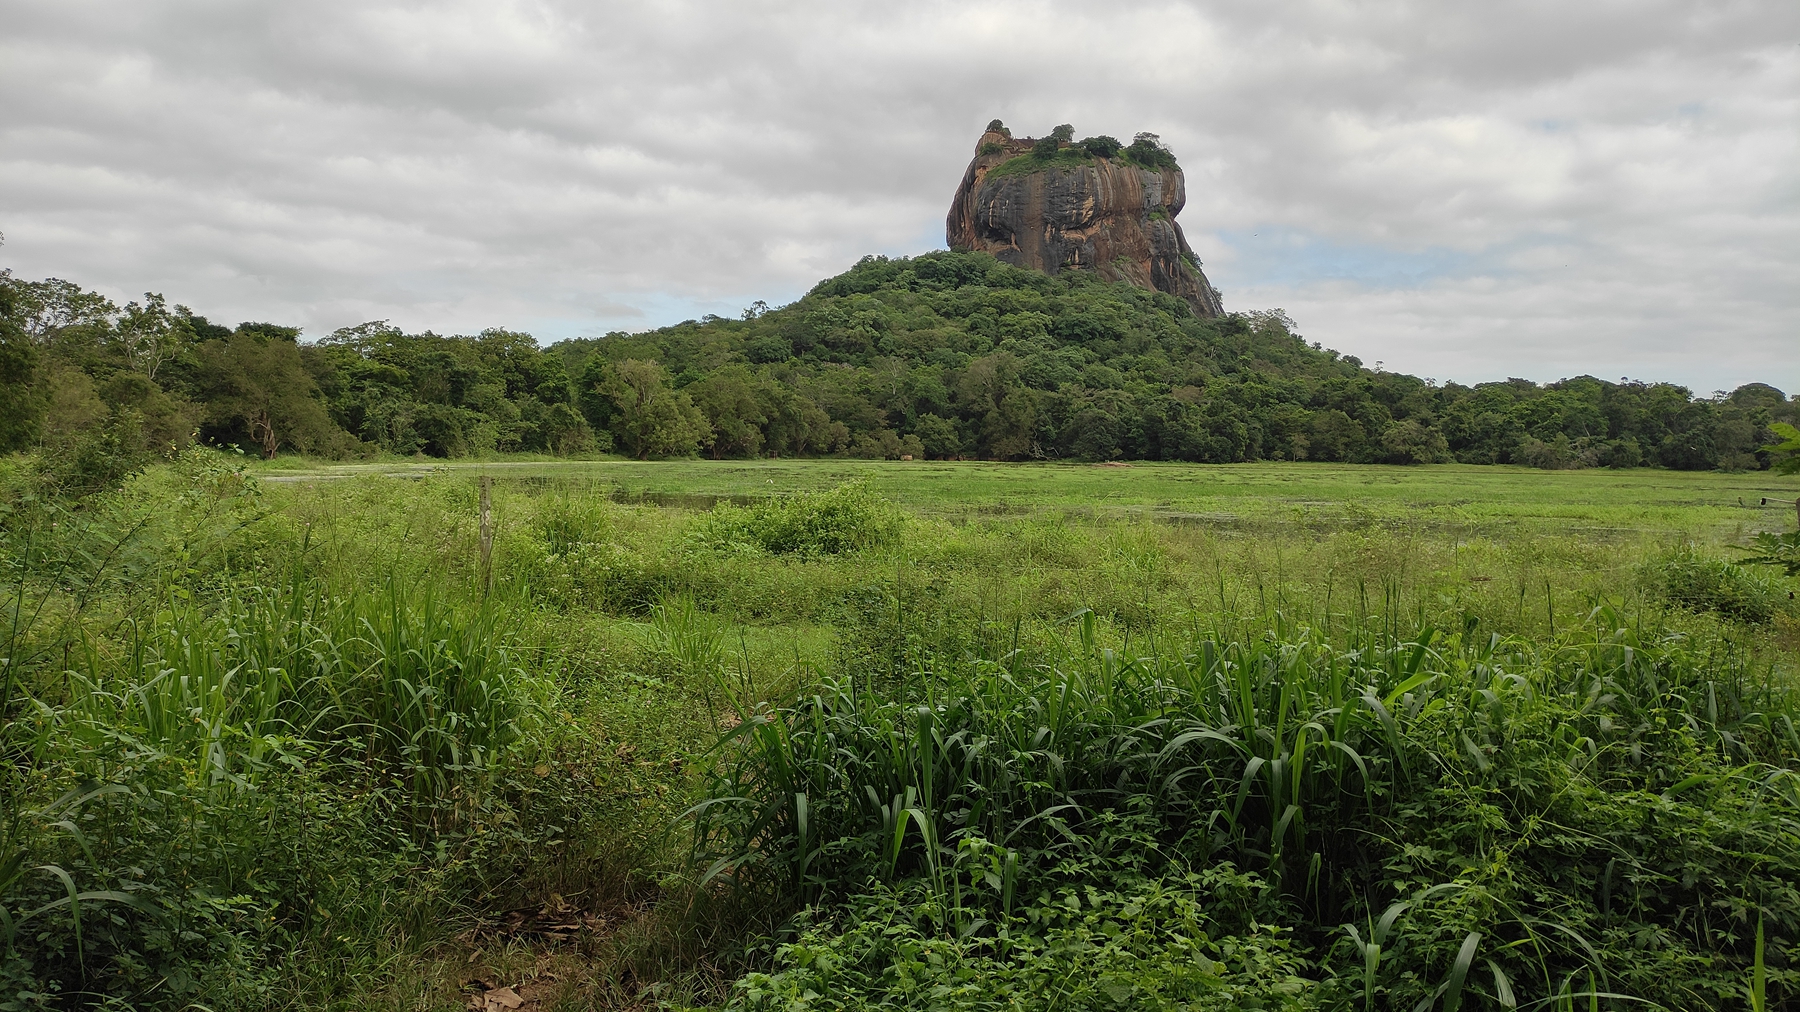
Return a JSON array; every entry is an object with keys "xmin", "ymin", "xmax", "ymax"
[{"xmin": 946, "ymin": 124, "xmax": 1223, "ymax": 318}]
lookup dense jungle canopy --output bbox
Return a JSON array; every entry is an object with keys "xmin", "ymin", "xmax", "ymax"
[{"xmin": 2, "ymin": 251, "xmax": 1795, "ymax": 480}]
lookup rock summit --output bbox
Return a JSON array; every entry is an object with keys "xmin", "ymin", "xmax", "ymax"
[{"xmin": 946, "ymin": 121, "xmax": 1223, "ymax": 318}]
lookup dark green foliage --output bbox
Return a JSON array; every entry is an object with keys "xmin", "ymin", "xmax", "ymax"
[
  {"xmin": 307, "ymin": 323, "xmax": 591, "ymax": 457},
  {"xmin": 3, "ymin": 255, "xmax": 1795, "ymax": 472},
  {"xmin": 193, "ymin": 327, "xmax": 344, "ymax": 458},
  {"xmin": 0, "ymin": 577, "xmax": 558, "ymax": 1001},
  {"xmin": 179, "ymin": 312, "xmax": 232, "ymax": 342},
  {"xmin": 0, "ymin": 284, "xmax": 42, "ymax": 453},
  {"xmin": 1124, "ymin": 132, "xmax": 1179, "ymax": 171},
  {"xmin": 40, "ymin": 409, "xmax": 154, "ymax": 496},
  {"xmin": 1078, "ymin": 135, "xmax": 1122, "ymax": 158},
  {"xmin": 999, "ymin": 130, "xmax": 1171, "ymax": 173},
  {"xmin": 696, "ymin": 610, "xmax": 1800, "ymax": 1010},
  {"xmin": 0, "ymin": 269, "xmax": 630, "ymax": 467},
  {"xmin": 232, "ymin": 321, "xmax": 301, "ymax": 342},
  {"xmin": 1642, "ymin": 546, "xmax": 1789, "ymax": 622},
  {"xmin": 551, "ymin": 251, "xmax": 1795, "ymax": 470}
]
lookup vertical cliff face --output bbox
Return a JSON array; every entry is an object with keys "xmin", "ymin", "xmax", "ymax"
[{"xmin": 946, "ymin": 125, "xmax": 1224, "ymax": 318}]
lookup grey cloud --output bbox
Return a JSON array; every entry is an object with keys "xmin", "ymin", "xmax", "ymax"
[{"xmin": 1, "ymin": 0, "xmax": 1794, "ymax": 390}]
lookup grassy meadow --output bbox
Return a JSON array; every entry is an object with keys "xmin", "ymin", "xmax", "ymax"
[{"xmin": 4, "ymin": 454, "xmax": 1799, "ymax": 1010}]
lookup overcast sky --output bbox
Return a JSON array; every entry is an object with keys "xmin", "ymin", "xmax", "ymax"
[{"xmin": 2, "ymin": 0, "xmax": 1796, "ymax": 393}]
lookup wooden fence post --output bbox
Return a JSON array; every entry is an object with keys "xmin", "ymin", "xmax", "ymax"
[{"xmin": 479, "ymin": 475, "xmax": 494, "ymax": 596}]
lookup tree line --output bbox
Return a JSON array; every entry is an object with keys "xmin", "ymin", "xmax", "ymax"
[{"xmin": 2, "ymin": 252, "xmax": 1795, "ymax": 485}]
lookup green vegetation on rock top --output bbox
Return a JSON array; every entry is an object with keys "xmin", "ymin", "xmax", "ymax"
[
  {"xmin": 986, "ymin": 146, "xmax": 1098, "ymax": 178},
  {"xmin": 984, "ymin": 133, "xmax": 1178, "ymax": 180}
]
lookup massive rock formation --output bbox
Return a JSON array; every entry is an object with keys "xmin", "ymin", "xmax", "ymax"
[{"xmin": 946, "ymin": 123, "xmax": 1223, "ymax": 318}]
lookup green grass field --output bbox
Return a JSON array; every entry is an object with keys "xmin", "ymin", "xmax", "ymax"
[
  {"xmin": 6, "ymin": 454, "xmax": 1800, "ymax": 1010},
  {"xmin": 260, "ymin": 457, "xmax": 1800, "ymax": 533}
]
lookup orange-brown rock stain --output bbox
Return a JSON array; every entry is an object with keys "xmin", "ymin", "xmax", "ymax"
[{"xmin": 947, "ymin": 130, "xmax": 1223, "ymax": 318}]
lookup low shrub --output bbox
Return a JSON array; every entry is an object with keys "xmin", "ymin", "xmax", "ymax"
[
  {"xmin": 1, "ymin": 583, "xmax": 560, "ymax": 1002},
  {"xmin": 1642, "ymin": 546, "xmax": 1787, "ymax": 622},
  {"xmin": 693, "ymin": 609, "xmax": 1800, "ymax": 1010},
  {"xmin": 690, "ymin": 482, "xmax": 901, "ymax": 556},
  {"xmin": 532, "ymin": 492, "xmax": 615, "ymax": 556},
  {"xmin": 730, "ymin": 863, "xmax": 1313, "ymax": 1011}
]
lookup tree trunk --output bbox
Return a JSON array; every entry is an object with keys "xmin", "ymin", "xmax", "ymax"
[{"xmin": 253, "ymin": 409, "xmax": 277, "ymax": 459}]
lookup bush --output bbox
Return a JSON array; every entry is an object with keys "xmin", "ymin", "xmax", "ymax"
[
  {"xmin": 1078, "ymin": 135, "xmax": 1122, "ymax": 158},
  {"xmin": 1642, "ymin": 546, "xmax": 1788, "ymax": 622},
  {"xmin": 1, "ymin": 583, "xmax": 555, "ymax": 1002},
  {"xmin": 691, "ymin": 482, "xmax": 901, "ymax": 556},
  {"xmin": 694, "ymin": 610, "xmax": 1800, "ymax": 1011},
  {"xmin": 41, "ymin": 408, "xmax": 154, "ymax": 495},
  {"xmin": 730, "ymin": 865, "xmax": 1313, "ymax": 1011},
  {"xmin": 1123, "ymin": 133, "xmax": 1179, "ymax": 171}
]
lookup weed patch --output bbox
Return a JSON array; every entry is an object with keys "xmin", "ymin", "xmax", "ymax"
[
  {"xmin": 694, "ymin": 609, "xmax": 1800, "ymax": 1010},
  {"xmin": 690, "ymin": 482, "xmax": 901, "ymax": 556},
  {"xmin": 5, "ymin": 455, "xmax": 1798, "ymax": 1009},
  {"xmin": 1643, "ymin": 545, "xmax": 1789, "ymax": 622}
]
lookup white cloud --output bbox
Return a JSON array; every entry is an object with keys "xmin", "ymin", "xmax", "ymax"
[{"xmin": 0, "ymin": 0, "xmax": 1795, "ymax": 391}]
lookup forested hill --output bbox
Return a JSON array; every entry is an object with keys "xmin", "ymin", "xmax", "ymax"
[{"xmin": 1, "ymin": 251, "xmax": 1795, "ymax": 479}]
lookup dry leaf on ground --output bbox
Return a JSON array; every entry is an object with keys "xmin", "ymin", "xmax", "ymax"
[{"xmin": 469, "ymin": 985, "xmax": 524, "ymax": 1012}]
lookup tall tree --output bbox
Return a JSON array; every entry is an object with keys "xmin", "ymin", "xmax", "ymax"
[
  {"xmin": 110, "ymin": 293, "xmax": 186, "ymax": 379},
  {"xmin": 600, "ymin": 359, "xmax": 710, "ymax": 459},
  {"xmin": 5, "ymin": 275, "xmax": 116, "ymax": 345},
  {"xmin": 193, "ymin": 328, "xmax": 343, "ymax": 458},
  {"xmin": 0, "ymin": 274, "xmax": 43, "ymax": 451},
  {"xmin": 689, "ymin": 366, "xmax": 769, "ymax": 458}
]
